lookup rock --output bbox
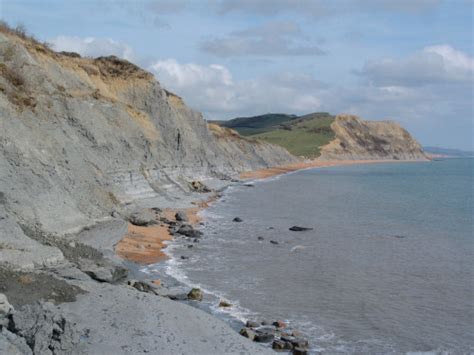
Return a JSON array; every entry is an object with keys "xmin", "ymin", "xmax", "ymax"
[
  {"xmin": 254, "ymin": 332, "xmax": 274, "ymax": 343},
  {"xmin": 257, "ymin": 236, "xmax": 264, "ymax": 241},
  {"xmin": 293, "ymin": 347, "xmax": 308, "ymax": 355},
  {"xmin": 167, "ymin": 293, "xmax": 189, "ymax": 301},
  {"xmin": 0, "ymin": 293, "xmax": 13, "ymax": 316},
  {"xmin": 180, "ymin": 256, "xmax": 189, "ymax": 260},
  {"xmin": 270, "ymin": 240, "xmax": 279, "ymax": 245},
  {"xmin": 8, "ymin": 302, "xmax": 82, "ymax": 354},
  {"xmin": 273, "ymin": 320, "xmax": 287, "ymax": 328},
  {"xmin": 0, "ymin": 328, "xmax": 32, "ymax": 355},
  {"xmin": 239, "ymin": 327, "xmax": 256, "ymax": 341},
  {"xmin": 289, "ymin": 226, "xmax": 313, "ymax": 232},
  {"xmin": 246, "ymin": 320, "xmax": 260, "ymax": 328},
  {"xmin": 129, "ymin": 210, "xmax": 157, "ymax": 226},
  {"xmin": 261, "ymin": 320, "xmax": 273, "ymax": 326},
  {"xmin": 79, "ymin": 259, "xmax": 128, "ymax": 283},
  {"xmin": 177, "ymin": 224, "xmax": 203, "ymax": 238},
  {"xmin": 218, "ymin": 299, "xmax": 232, "ymax": 308},
  {"xmin": 283, "ymin": 337, "xmax": 309, "ymax": 349},
  {"xmin": 127, "ymin": 280, "xmax": 157, "ymax": 294},
  {"xmin": 187, "ymin": 288, "xmax": 203, "ymax": 301},
  {"xmin": 233, "ymin": 217, "xmax": 243, "ymax": 222},
  {"xmin": 291, "ymin": 338, "xmax": 309, "ymax": 349},
  {"xmin": 272, "ymin": 338, "xmax": 293, "ymax": 350},
  {"xmin": 189, "ymin": 181, "xmax": 211, "ymax": 193},
  {"xmin": 175, "ymin": 211, "xmax": 188, "ymax": 222}
]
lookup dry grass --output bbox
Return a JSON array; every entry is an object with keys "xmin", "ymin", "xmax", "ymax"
[{"xmin": 0, "ymin": 63, "xmax": 24, "ymax": 87}]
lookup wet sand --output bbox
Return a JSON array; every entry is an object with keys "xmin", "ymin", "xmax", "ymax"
[{"xmin": 116, "ymin": 196, "xmax": 218, "ymax": 264}]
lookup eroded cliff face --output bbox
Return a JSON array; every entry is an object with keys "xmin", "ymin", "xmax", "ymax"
[
  {"xmin": 0, "ymin": 32, "xmax": 296, "ymax": 244},
  {"xmin": 319, "ymin": 115, "xmax": 428, "ymax": 161}
]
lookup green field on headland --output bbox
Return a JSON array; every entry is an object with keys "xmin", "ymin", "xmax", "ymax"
[{"xmin": 213, "ymin": 112, "xmax": 335, "ymax": 158}]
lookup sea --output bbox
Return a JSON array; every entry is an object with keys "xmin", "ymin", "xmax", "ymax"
[{"xmin": 149, "ymin": 158, "xmax": 474, "ymax": 354}]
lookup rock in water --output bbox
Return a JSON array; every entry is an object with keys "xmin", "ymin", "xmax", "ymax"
[
  {"xmin": 272, "ymin": 339, "xmax": 293, "ymax": 350},
  {"xmin": 218, "ymin": 299, "xmax": 232, "ymax": 307},
  {"xmin": 187, "ymin": 288, "xmax": 203, "ymax": 301},
  {"xmin": 270, "ymin": 240, "xmax": 279, "ymax": 245},
  {"xmin": 177, "ymin": 224, "xmax": 203, "ymax": 238},
  {"xmin": 246, "ymin": 320, "xmax": 260, "ymax": 328},
  {"xmin": 239, "ymin": 328, "xmax": 256, "ymax": 341},
  {"xmin": 289, "ymin": 226, "xmax": 313, "ymax": 232},
  {"xmin": 233, "ymin": 217, "xmax": 243, "ymax": 222}
]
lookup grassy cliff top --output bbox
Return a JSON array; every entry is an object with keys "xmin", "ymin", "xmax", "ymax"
[{"xmin": 213, "ymin": 112, "xmax": 335, "ymax": 158}]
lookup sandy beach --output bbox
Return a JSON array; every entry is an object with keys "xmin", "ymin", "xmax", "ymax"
[
  {"xmin": 240, "ymin": 159, "xmax": 404, "ymax": 180},
  {"xmin": 115, "ymin": 196, "xmax": 218, "ymax": 264}
]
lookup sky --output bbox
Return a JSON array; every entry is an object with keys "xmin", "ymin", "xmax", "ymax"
[{"xmin": 1, "ymin": 0, "xmax": 473, "ymax": 149}]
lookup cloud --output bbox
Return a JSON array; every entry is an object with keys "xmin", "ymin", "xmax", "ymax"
[
  {"xmin": 149, "ymin": 59, "xmax": 325, "ymax": 117},
  {"xmin": 216, "ymin": 0, "xmax": 441, "ymax": 17},
  {"xmin": 200, "ymin": 21, "xmax": 324, "ymax": 57},
  {"xmin": 357, "ymin": 45, "xmax": 474, "ymax": 86},
  {"xmin": 49, "ymin": 36, "xmax": 135, "ymax": 61},
  {"xmin": 149, "ymin": 51, "xmax": 473, "ymax": 149}
]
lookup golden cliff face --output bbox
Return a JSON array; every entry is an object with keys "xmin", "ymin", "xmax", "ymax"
[{"xmin": 319, "ymin": 115, "xmax": 428, "ymax": 161}]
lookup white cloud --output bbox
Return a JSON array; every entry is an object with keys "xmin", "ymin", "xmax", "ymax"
[
  {"xmin": 49, "ymin": 36, "xmax": 135, "ymax": 61},
  {"xmin": 358, "ymin": 45, "xmax": 474, "ymax": 86},
  {"xmin": 200, "ymin": 21, "xmax": 324, "ymax": 57},
  {"xmin": 149, "ymin": 59, "xmax": 324, "ymax": 118}
]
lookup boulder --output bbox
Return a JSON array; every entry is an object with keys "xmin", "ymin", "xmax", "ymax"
[
  {"xmin": 233, "ymin": 217, "xmax": 243, "ymax": 222},
  {"xmin": 175, "ymin": 211, "xmax": 188, "ymax": 222},
  {"xmin": 254, "ymin": 332, "xmax": 274, "ymax": 343},
  {"xmin": 79, "ymin": 259, "xmax": 128, "ymax": 283},
  {"xmin": 187, "ymin": 288, "xmax": 203, "ymax": 301},
  {"xmin": 127, "ymin": 280, "xmax": 157, "ymax": 294},
  {"xmin": 218, "ymin": 299, "xmax": 232, "ymax": 308},
  {"xmin": 246, "ymin": 320, "xmax": 260, "ymax": 328},
  {"xmin": 273, "ymin": 320, "xmax": 287, "ymax": 328},
  {"xmin": 189, "ymin": 181, "xmax": 211, "ymax": 193},
  {"xmin": 177, "ymin": 225, "xmax": 203, "ymax": 238},
  {"xmin": 257, "ymin": 236, "xmax": 264, "ymax": 241},
  {"xmin": 270, "ymin": 240, "xmax": 279, "ymax": 245},
  {"xmin": 289, "ymin": 226, "xmax": 313, "ymax": 232},
  {"xmin": 293, "ymin": 348, "xmax": 308, "ymax": 355},
  {"xmin": 129, "ymin": 210, "xmax": 157, "ymax": 226},
  {"xmin": 239, "ymin": 328, "xmax": 256, "ymax": 341},
  {"xmin": 272, "ymin": 339, "xmax": 293, "ymax": 350},
  {"xmin": 0, "ymin": 294, "xmax": 13, "ymax": 316}
]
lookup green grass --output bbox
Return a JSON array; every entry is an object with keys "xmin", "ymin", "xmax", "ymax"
[{"xmin": 250, "ymin": 116, "xmax": 335, "ymax": 158}]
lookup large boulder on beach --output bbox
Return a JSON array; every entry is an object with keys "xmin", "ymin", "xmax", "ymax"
[
  {"xmin": 78, "ymin": 259, "xmax": 128, "ymax": 283},
  {"xmin": 239, "ymin": 327, "xmax": 256, "ymax": 341},
  {"xmin": 177, "ymin": 224, "xmax": 203, "ymax": 238},
  {"xmin": 129, "ymin": 210, "xmax": 157, "ymax": 226},
  {"xmin": 187, "ymin": 288, "xmax": 203, "ymax": 301},
  {"xmin": 175, "ymin": 211, "xmax": 188, "ymax": 222}
]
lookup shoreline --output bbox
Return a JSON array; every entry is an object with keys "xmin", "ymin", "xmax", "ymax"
[
  {"xmin": 239, "ymin": 158, "xmax": 422, "ymax": 180},
  {"xmin": 112, "ymin": 158, "xmax": 430, "ymax": 351},
  {"xmin": 115, "ymin": 158, "xmax": 425, "ymax": 267}
]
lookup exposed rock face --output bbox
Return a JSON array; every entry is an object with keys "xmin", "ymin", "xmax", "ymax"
[
  {"xmin": 319, "ymin": 115, "xmax": 428, "ymax": 161},
  {"xmin": 0, "ymin": 31, "xmax": 297, "ymax": 245}
]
